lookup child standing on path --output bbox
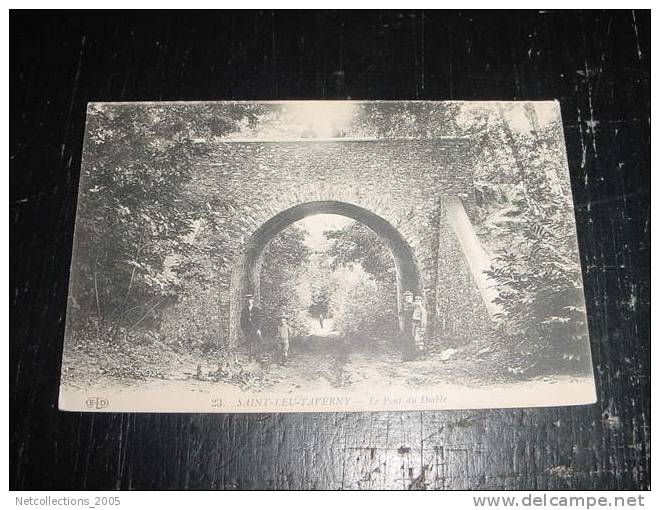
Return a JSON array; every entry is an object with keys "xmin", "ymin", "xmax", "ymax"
[{"xmin": 412, "ymin": 295, "xmax": 428, "ymax": 357}]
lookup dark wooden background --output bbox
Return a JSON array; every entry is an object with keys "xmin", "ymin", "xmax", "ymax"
[{"xmin": 10, "ymin": 10, "xmax": 650, "ymax": 490}]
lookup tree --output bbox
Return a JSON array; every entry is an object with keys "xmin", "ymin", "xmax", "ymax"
[
  {"xmin": 467, "ymin": 104, "xmax": 590, "ymax": 372},
  {"xmin": 70, "ymin": 103, "xmax": 268, "ymax": 339},
  {"xmin": 325, "ymin": 221, "xmax": 396, "ymax": 281},
  {"xmin": 306, "ymin": 252, "xmax": 334, "ymax": 318},
  {"xmin": 324, "ymin": 221, "xmax": 398, "ymax": 339},
  {"xmin": 260, "ymin": 224, "xmax": 312, "ymax": 337},
  {"xmin": 352, "ymin": 102, "xmax": 462, "ymax": 138}
]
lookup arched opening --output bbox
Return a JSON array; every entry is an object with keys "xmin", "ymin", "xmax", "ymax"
[{"xmin": 229, "ymin": 201, "xmax": 422, "ymax": 345}]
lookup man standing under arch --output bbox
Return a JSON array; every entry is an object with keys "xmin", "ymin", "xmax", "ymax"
[
  {"xmin": 400, "ymin": 290, "xmax": 416, "ymax": 361},
  {"xmin": 240, "ymin": 293, "xmax": 262, "ymax": 360}
]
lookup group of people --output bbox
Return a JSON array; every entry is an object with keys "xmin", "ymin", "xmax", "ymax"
[{"xmin": 240, "ymin": 289, "xmax": 428, "ymax": 363}]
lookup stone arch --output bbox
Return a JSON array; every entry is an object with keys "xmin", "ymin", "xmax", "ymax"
[{"xmin": 228, "ymin": 200, "xmax": 423, "ymax": 345}]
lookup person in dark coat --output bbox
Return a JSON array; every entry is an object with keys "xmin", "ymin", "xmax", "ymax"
[
  {"xmin": 240, "ymin": 294, "xmax": 262, "ymax": 359},
  {"xmin": 400, "ymin": 290, "xmax": 416, "ymax": 361}
]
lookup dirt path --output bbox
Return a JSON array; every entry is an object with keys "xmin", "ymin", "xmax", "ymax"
[
  {"xmin": 62, "ymin": 318, "xmax": 583, "ymax": 397},
  {"xmin": 61, "ymin": 326, "xmax": 596, "ymax": 412},
  {"xmin": 257, "ymin": 326, "xmax": 465, "ymax": 393}
]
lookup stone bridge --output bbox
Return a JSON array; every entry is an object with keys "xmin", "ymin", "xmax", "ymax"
[{"xmin": 197, "ymin": 138, "xmax": 499, "ymax": 347}]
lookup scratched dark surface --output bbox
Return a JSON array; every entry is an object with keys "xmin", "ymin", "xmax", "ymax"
[{"xmin": 10, "ymin": 11, "xmax": 650, "ymax": 490}]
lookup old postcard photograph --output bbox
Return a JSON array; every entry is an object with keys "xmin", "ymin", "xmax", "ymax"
[{"xmin": 58, "ymin": 101, "xmax": 596, "ymax": 412}]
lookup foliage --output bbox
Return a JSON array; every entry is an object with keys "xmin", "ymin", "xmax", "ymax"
[
  {"xmin": 205, "ymin": 356, "xmax": 274, "ymax": 390},
  {"xmin": 64, "ymin": 328, "xmax": 180, "ymax": 381},
  {"xmin": 70, "ymin": 103, "xmax": 267, "ymax": 339},
  {"xmin": 324, "ymin": 222, "xmax": 399, "ymax": 339},
  {"xmin": 471, "ymin": 104, "xmax": 590, "ymax": 371},
  {"xmin": 158, "ymin": 281, "xmax": 225, "ymax": 351},
  {"xmin": 353, "ymin": 102, "xmax": 462, "ymax": 138},
  {"xmin": 330, "ymin": 266, "xmax": 399, "ymax": 341},
  {"xmin": 258, "ymin": 218, "xmax": 402, "ymax": 343},
  {"xmin": 325, "ymin": 221, "xmax": 396, "ymax": 281},
  {"xmin": 259, "ymin": 224, "xmax": 312, "ymax": 338},
  {"xmin": 306, "ymin": 253, "xmax": 335, "ymax": 318}
]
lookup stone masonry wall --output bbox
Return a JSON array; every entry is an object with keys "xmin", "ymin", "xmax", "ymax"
[{"xmin": 433, "ymin": 200, "xmax": 494, "ymax": 348}]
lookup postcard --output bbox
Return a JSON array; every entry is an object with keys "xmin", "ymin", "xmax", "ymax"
[{"xmin": 59, "ymin": 101, "xmax": 596, "ymax": 412}]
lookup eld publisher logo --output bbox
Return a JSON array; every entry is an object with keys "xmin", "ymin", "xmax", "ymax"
[{"xmin": 85, "ymin": 397, "xmax": 109, "ymax": 409}]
